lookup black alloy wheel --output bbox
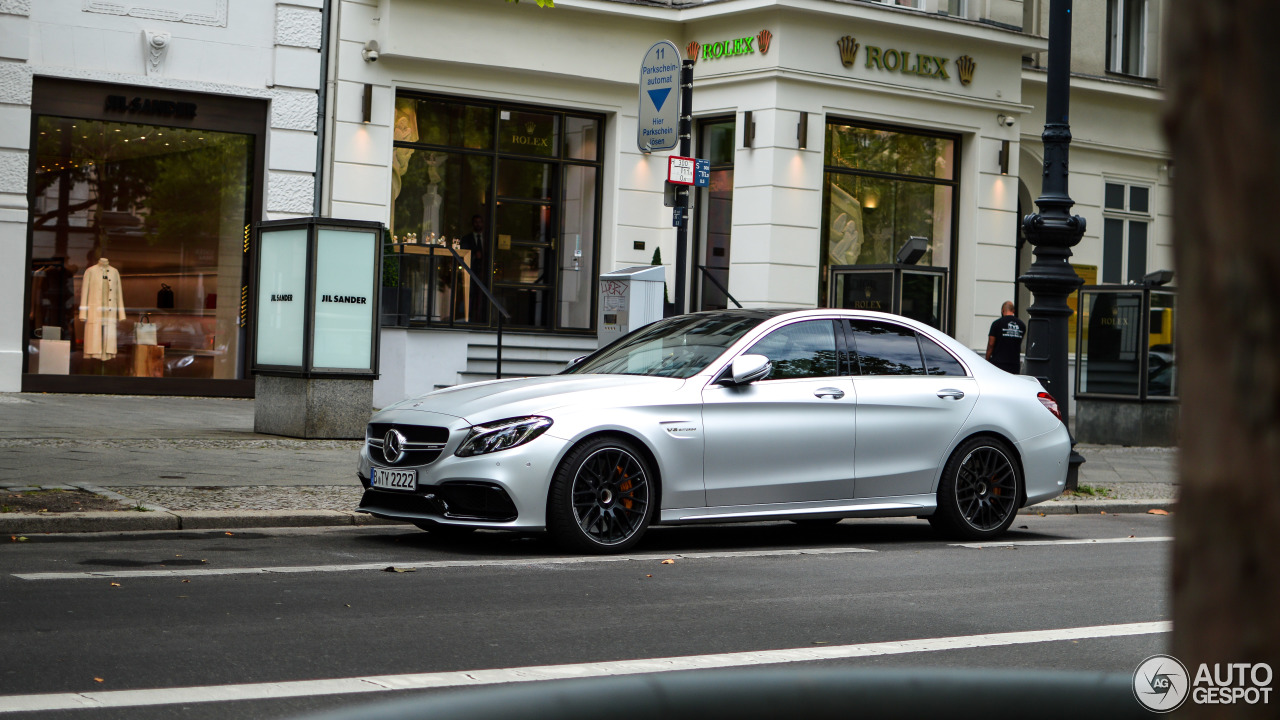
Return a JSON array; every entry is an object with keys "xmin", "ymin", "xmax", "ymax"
[
  {"xmin": 548, "ymin": 436, "xmax": 655, "ymax": 553},
  {"xmin": 929, "ymin": 437, "xmax": 1022, "ymax": 540}
]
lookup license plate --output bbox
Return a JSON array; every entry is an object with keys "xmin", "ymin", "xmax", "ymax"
[{"xmin": 371, "ymin": 467, "xmax": 416, "ymax": 491}]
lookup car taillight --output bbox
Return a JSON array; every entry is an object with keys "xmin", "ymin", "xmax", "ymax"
[{"xmin": 1037, "ymin": 391, "xmax": 1063, "ymax": 423}]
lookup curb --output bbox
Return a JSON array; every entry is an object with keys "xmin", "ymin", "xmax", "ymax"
[
  {"xmin": 1021, "ymin": 500, "xmax": 1176, "ymax": 515},
  {"xmin": 1, "ymin": 510, "xmax": 401, "ymax": 535},
  {"xmin": 3, "ymin": 501, "xmax": 1176, "ymax": 535}
]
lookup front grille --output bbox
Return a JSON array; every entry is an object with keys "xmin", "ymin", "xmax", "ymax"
[
  {"xmin": 367, "ymin": 423, "xmax": 450, "ymax": 466},
  {"xmin": 359, "ymin": 482, "xmax": 518, "ymax": 522}
]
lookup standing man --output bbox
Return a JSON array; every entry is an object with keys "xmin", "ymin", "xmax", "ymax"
[{"xmin": 986, "ymin": 300, "xmax": 1026, "ymax": 374}]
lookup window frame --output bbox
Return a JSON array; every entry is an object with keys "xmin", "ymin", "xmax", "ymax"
[
  {"xmin": 1101, "ymin": 180, "xmax": 1153, "ymax": 285},
  {"xmin": 821, "ymin": 118, "xmax": 961, "ymax": 331},
  {"xmin": 1106, "ymin": 0, "xmax": 1150, "ymax": 78},
  {"xmin": 390, "ymin": 91, "xmax": 605, "ymax": 334}
]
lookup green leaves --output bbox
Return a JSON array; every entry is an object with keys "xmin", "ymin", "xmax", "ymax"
[{"xmin": 506, "ymin": 0, "xmax": 555, "ymax": 7}]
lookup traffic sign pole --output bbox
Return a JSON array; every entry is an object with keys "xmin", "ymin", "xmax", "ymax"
[{"xmin": 673, "ymin": 59, "xmax": 694, "ymax": 315}]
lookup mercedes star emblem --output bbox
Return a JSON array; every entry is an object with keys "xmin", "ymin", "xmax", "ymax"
[{"xmin": 383, "ymin": 429, "xmax": 407, "ymax": 464}]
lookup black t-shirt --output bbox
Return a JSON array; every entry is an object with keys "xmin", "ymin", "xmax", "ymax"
[{"xmin": 988, "ymin": 315, "xmax": 1026, "ymax": 367}]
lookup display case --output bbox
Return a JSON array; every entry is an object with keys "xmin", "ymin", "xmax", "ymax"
[
  {"xmin": 827, "ymin": 264, "xmax": 948, "ymax": 332},
  {"xmin": 1075, "ymin": 285, "xmax": 1178, "ymax": 400}
]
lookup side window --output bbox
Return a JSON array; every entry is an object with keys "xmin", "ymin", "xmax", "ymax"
[
  {"xmin": 745, "ymin": 320, "xmax": 840, "ymax": 380},
  {"xmin": 850, "ymin": 320, "xmax": 925, "ymax": 376},
  {"xmin": 919, "ymin": 334, "xmax": 967, "ymax": 376}
]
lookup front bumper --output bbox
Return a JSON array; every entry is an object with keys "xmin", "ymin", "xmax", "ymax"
[{"xmin": 356, "ymin": 421, "xmax": 569, "ymax": 530}]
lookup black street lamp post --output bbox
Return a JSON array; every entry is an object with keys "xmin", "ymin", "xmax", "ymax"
[{"xmin": 1020, "ymin": 0, "xmax": 1085, "ymax": 489}]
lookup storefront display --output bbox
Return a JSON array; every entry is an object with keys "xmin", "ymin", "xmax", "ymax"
[
  {"xmin": 24, "ymin": 79, "xmax": 265, "ymax": 394},
  {"xmin": 386, "ymin": 93, "xmax": 603, "ymax": 332},
  {"xmin": 821, "ymin": 121, "xmax": 959, "ymax": 321}
]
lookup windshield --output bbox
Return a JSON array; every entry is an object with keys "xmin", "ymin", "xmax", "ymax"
[{"xmin": 565, "ymin": 314, "xmax": 766, "ymax": 378}]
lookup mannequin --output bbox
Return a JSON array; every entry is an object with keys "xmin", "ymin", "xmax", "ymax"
[{"xmin": 79, "ymin": 258, "xmax": 126, "ymax": 360}]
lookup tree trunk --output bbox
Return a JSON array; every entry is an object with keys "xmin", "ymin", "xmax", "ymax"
[{"xmin": 1165, "ymin": 1, "xmax": 1280, "ymax": 715}]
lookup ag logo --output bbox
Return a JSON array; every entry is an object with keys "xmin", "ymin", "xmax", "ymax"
[{"xmin": 1134, "ymin": 654, "xmax": 1190, "ymax": 712}]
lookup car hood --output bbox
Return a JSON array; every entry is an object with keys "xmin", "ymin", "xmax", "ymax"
[{"xmin": 378, "ymin": 374, "xmax": 687, "ymax": 425}]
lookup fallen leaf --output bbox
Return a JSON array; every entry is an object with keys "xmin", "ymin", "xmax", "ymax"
[
  {"xmin": 1100, "ymin": 511, "xmax": 1107, "ymax": 515},
  {"xmin": 645, "ymin": 574, "xmax": 653, "ymax": 578},
  {"xmin": 384, "ymin": 566, "xmax": 416, "ymax": 573},
  {"xmin": 225, "ymin": 532, "xmax": 234, "ymax": 536},
  {"xmin": 94, "ymin": 678, "xmax": 104, "ymax": 683},
  {"xmin": 345, "ymin": 604, "xmax": 351, "ymax": 608},
  {"xmin": 1148, "ymin": 509, "xmax": 1169, "ymax": 516},
  {"xmin": 109, "ymin": 582, "xmax": 121, "ymax": 587},
  {"xmin": 181, "ymin": 579, "xmax": 190, "ymax": 583},
  {"xmin": 1037, "ymin": 512, "xmax": 1046, "ymax": 517},
  {"xmin": 661, "ymin": 559, "xmax": 675, "ymax": 565},
  {"xmin": 812, "ymin": 641, "xmax": 828, "ymax": 645},
  {"xmin": 1129, "ymin": 535, "xmax": 1136, "ymax": 538}
]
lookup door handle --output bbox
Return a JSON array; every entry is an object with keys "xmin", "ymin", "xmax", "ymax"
[
  {"xmin": 814, "ymin": 387, "xmax": 845, "ymax": 399},
  {"xmin": 937, "ymin": 389, "xmax": 965, "ymax": 400}
]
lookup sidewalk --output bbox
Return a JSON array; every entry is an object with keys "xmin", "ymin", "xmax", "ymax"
[{"xmin": 0, "ymin": 392, "xmax": 1177, "ymax": 534}]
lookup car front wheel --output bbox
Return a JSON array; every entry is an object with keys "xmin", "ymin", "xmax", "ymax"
[
  {"xmin": 929, "ymin": 437, "xmax": 1021, "ymax": 540},
  {"xmin": 548, "ymin": 436, "xmax": 655, "ymax": 553}
]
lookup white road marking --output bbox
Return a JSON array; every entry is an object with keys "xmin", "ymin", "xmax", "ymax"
[
  {"xmin": 0, "ymin": 621, "xmax": 1171, "ymax": 713},
  {"xmin": 951, "ymin": 536, "xmax": 1173, "ymax": 549},
  {"xmin": 11, "ymin": 547, "xmax": 874, "ymax": 581}
]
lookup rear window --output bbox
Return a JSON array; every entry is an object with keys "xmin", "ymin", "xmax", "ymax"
[
  {"xmin": 849, "ymin": 320, "xmax": 924, "ymax": 376},
  {"xmin": 919, "ymin": 334, "xmax": 967, "ymax": 376}
]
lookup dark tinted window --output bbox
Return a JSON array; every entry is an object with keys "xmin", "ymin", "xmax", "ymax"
[
  {"xmin": 746, "ymin": 320, "xmax": 839, "ymax": 380},
  {"xmin": 919, "ymin": 334, "xmax": 966, "ymax": 376},
  {"xmin": 850, "ymin": 320, "xmax": 925, "ymax": 376}
]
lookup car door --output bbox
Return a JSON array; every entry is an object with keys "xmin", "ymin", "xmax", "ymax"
[
  {"xmin": 848, "ymin": 319, "xmax": 978, "ymax": 499},
  {"xmin": 701, "ymin": 318, "xmax": 856, "ymax": 507}
]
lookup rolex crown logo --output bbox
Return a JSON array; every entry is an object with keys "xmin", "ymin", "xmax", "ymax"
[
  {"xmin": 757, "ymin": 29, "xmax": 773, "ymax": 55},
  {"xmin": 686, "ymin": 40, "xmax": 701, "ymax": 65},
  {"xmin": 837, "ymin": 35, "xmax": 860, "ymax": 68},
  {"xmin": 956, "ymin": 55, "xmax": 977, "ymax": 86}
]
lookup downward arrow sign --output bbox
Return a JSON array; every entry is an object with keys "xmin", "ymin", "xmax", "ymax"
[{"xmin": 648, "ymin": 88, "xmax": 672, "ymax": 112}]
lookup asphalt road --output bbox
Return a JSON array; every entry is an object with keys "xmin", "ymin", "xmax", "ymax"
[{"xmin": 0, "ymin": 514, "xmax": 1172, "ymax": 719}]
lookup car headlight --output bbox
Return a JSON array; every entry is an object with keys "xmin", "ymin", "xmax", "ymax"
[{"xmin": 455, "ymin": 416, "xmax": 553, "ymax": 457}]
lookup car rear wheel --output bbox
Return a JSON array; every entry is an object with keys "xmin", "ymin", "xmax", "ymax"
[
  {"xmin": 548, "ymin": 436, "xmax": 655, "ymax": 554},
  {"xmin": 929, "ymin": 437, "xmax": 1021, "ymax": 540}
]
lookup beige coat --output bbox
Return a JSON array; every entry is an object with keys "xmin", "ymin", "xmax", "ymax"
[{"xmin": 79, "ymin": 261, "xmax": 126, "ymax": 359}]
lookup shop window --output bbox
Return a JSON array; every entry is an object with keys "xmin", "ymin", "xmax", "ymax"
[
  {"xmin": 1107, "ymin": 0, "xmax": 1149, "ymax": 77},
  {"xmin": 821, "ymin": 121, "xmax": 958, "ymax": 312},
  {"xmin": 1102, "ymin": 181, "xmax": 1151, "ymax": 284},
  {"xmin": 28, "ymin": 114, "xmax": 256, "ymax": 382},
  {"xmin": 695, "ymin": 118, "xmax": 735, "ymax": 311},
  {"xmin": 389, "ymin": 94, "xmax": 602, "ymax": 332}
]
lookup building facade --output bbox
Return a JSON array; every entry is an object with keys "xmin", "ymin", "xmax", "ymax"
[
  {"xmin": 2, "ymin": 0, "xmax": 1173, "ymax": 410},
  {"xmin": 1, "ymin": 0, "xmax": 325, "ymax": 396}
]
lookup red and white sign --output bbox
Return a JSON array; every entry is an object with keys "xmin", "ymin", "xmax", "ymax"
[{"xmin": 668, "ymin": 156, "xmax": 695, "ymax": 185}]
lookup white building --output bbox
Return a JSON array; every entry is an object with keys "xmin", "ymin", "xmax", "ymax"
[{"xmin": 2, "ymin": 0, "xmax": 1172, "ymax": 410}]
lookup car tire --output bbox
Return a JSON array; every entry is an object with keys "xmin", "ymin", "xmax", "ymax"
[
  {"xmin": 548, "ymin": 435, "xmax": 656, "ymax": 554},
  {"xmin": 929, "ymin": 436, "xmax": 1022, "ymax": 540}
]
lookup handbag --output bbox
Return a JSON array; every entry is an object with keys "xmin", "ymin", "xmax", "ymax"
[
  {"xmin": 156, "ymin": 283, "xmax": 174, "ymax": 309},
  {"xmin": 135, "ymin": 313, "xmax": 158, "ymax": 346}
]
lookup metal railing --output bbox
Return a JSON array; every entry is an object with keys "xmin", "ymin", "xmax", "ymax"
[{"xmin": 697, "ymin": 264, "xmax": 742, "ymax": 309}]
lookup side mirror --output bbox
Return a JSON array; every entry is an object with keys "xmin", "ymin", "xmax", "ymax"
[{"xmin": 727, "ymin": 354, "xmax": 771, "ymax": 385}]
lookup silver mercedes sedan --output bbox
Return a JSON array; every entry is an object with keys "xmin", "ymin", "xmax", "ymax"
[{"xmin": 356, "ymin": 309, "xmax": 1070, "ymax": 553}]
